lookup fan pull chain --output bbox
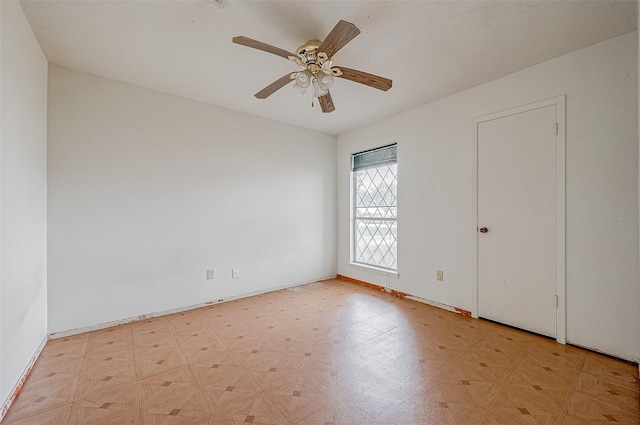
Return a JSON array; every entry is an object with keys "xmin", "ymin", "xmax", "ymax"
[{"xmin": 312, "ymin": 100, "xmax": 314, "ymax": 108}]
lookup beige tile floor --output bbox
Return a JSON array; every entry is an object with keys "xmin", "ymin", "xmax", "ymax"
[{"xmin": 2, "ymin": 279, "xmax": 638, "ymax": 425}]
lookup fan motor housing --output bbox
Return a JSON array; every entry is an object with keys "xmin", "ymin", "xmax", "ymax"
[
  {"xmin": 295, "ymin": 39, "xmax": 322, "ymax": 57},
  {"xmin": 295, "ymin": 39, "xmax": 326, "ymax": 68}
]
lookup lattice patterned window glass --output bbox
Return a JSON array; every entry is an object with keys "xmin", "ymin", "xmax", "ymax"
[{"xmin": 352, "ymin": 144, "xmax": 397, "ymax": 271}]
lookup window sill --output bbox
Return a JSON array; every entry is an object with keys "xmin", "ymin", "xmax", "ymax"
[{"xmin": 348, "ymin": 262, "xmax": 399, "ymax": 278}]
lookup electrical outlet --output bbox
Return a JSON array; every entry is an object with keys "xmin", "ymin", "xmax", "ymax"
[
  {"xmin": 206, "ymin": 269, "xmax": 215, "ymax": 280},
  {"xmin": 232, "ymin": 268, "xmax": 240, "ymax": 278},
  {"xmin": 436, "ymin": 270, "xmax": 444, "ymax": 281}
]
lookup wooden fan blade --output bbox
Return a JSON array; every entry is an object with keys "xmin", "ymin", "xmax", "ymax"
[
  {"xmin": 254, "ymin": 74, "xmax": 293, "ymax": 99},
  {"xmin": 232, "ymin": 36, "xmax": 295, "ymax": 60},
  {"xmin": 317, "ymin": 20, "xmax": 360, "ymax": 58},
  {"xmin": 318, "ymin": 92, "xmax": 335, "ymax": 113},
  {"xmin": 334, "ymin": 66, "xmax": 392, "ymax": 91}
]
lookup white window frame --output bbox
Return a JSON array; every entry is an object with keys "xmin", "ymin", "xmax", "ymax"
[{"xmin": 350, "ymin": 144, "xmax": 398, "ymax": 273}]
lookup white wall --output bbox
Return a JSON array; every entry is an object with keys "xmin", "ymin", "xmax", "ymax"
[
  {"xmin": 338, "ymin": 32, "xmax": 639, "ymax": 361},
  {"xmin": 47, "ymin": 65, "xmax": 337, "ymax": 334},
  {"xmin": 0, "ymin": 1, "xmax": 48, "ymax": 407}
]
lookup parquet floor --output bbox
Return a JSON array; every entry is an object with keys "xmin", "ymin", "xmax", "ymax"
[{"xmin": 2, "ymin": 279, "xmax": 638, "ymax": 424}]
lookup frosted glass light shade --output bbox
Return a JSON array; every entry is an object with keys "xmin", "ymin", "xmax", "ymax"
[
  {"xmin": 295, "ymin": 69, "xmax": 313, "ymax": 88},
  {"xmin": 316, "ymin": 70, "xmax": 334, "ymax": 90},
  {"xmin": 292, "ymin": 82, "xmax": 307, "ymax": 95},
  {"xmin": 312, "ymin": 79, "xmax": 328, "ymax": 98}
]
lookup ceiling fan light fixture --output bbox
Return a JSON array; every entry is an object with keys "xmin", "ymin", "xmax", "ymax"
[
  {"xmin": 292, "ymin": 82, "xmax": 308, "ymax": 95},
  {"xmin": 312, "ymin": 79, "xmax": 329, "ymax": 98},
  {"xmin": 294, "ymin": 69, "xmax": 313, "ymax": 88},
  {"xmin": 316, "ymin": 70, "xmax": 334, "ymax": 90}
]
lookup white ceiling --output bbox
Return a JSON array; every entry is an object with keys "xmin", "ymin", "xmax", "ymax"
[{"xmin": 21, "ymin": 0, "xmax": 637, "ymax": 136}]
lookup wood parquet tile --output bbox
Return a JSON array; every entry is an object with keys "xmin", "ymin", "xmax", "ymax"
[{"xmin": 2, "ymin": 279, "xmax": 638, "ymax": 425}]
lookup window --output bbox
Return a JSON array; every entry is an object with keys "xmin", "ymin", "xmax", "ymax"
[{"xmin": 351, "ymin": 144, "xmax": 397, "ymax": 271}]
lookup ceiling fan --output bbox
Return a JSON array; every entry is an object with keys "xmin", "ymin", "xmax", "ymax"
[{"xmin": 232, "ymin": 20, "xmax": 392, "ymax": 113}]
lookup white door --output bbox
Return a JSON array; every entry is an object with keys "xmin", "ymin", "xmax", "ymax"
[{"xmin": 477, "ymin": 104, "xmax": 557, "ymax": 338}]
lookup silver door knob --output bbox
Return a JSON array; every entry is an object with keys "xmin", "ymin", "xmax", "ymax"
[{"xmin": 479, "ymin": 227, "xmax": 488, "ymax": 233}]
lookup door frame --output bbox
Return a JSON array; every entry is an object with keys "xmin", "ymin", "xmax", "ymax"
[{"xmin": 471, "ymin": 95, "xmax": 566, "ymax": 344}]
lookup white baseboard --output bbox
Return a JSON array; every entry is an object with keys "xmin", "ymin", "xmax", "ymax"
[
  {"xmin": 404, "ymin": 294, "xmax": 459, "ymax": 313},
  {"xmin": 565, "ymin": 340, "xmax": 639, "ymax": 364},
  {"xmin": 49, "ymin": 275, "xmax": 337, "ymax": 340},
  {"xmin": 1, "ymin": 336, "xmax": 47, "ymax": 423}
]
